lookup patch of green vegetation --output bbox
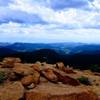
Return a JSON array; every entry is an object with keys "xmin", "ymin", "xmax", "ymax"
[
  {"xmin": 89, "ymin": 64, "xmax": 100, "ymax": 72},
  {"xmin": 0, "ymin": 71, "xmax": 7, "ymax": 83},
  {"xmin": 77, "ymin": 76, "xmax": 91, "ymax": 85}
]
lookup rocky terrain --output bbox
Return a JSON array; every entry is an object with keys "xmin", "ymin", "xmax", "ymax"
[{"xmin": 0, "ymin": 57, "xmax": 100, "ymax": 100}]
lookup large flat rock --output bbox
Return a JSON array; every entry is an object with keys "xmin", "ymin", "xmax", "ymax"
[{"xmin": 25, "ymin": 83, "xmax": 98, "ymax": 100}]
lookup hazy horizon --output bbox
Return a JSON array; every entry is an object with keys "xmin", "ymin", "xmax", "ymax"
[
  {"xmin": 0, "ymin": 41, "xmax": 89, "ymax": 44},
  {"xmin": 0, "ymin": 0, "xmax": 100, "ymax": 43}
]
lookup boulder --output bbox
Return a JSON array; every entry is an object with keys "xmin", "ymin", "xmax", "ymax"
[
  {"xmin": 54, "ymin": 71, "xmax": 80, "ymax": 86},
  {"xmin": 62, "ymin": 67, "xmax": 76, "ymax": 74},
  {"xmin": 32, "ymin": 64, "xmax": 41, "ymax": 72},
  {"xmin": 21, "ymin": 75, "xmax": 34, "ymax": 86},
  {"xmin": 41, "ymin": 68, "xmax": 58, "ymax": 83},
  {"xmin": 13, "ymin": 63, "xmax": 34, "ymax": 76},
  {"xmin": 0, "ymin": 81, "xmax": 24, "ymax": 100},
  {"xmin": 21, "ymin": 71, "xmax": 40, "ymax": 86},
  {"xmin": 56, "ymin": 62, "xmax": 65, "ymax": 70},
  {"xmin": 32, "ymin": 63, "xmax": 50, "ymax": 72},
  {"xmin": 32, "ymin": 71, "xmax": 40, "ymax": 84},
  {"xmin": 2, "ymin": 57, "xmax": 21, "ymax": 68}
]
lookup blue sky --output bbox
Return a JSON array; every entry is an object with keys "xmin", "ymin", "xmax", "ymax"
[{"xmin": 0, "ymin": 0, "xmax": 100, "ymax": 43}]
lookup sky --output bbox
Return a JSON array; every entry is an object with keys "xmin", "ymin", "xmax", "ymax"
[{"xmin": 0, "ymin": 0, "xmax": 100, "ymax": 43}]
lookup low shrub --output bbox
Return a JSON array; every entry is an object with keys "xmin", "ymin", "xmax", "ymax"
[
  {"xmin": 90, "ymin": 64, "xmax": 100, "ymax": 72},
  {"xmin": 0, "ymin": 71, "xmax": 7, "ymax": 83},
  {"xmin": 77, "ymin": 76, "xmax": 91, "ymax": 85}
]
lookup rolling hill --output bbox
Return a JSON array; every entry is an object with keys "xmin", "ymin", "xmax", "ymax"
[{"xmin": 0, "ymin": 42, "xmax": 100, "ymax": 71}]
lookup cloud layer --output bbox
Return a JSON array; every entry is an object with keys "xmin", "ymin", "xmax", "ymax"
[{"xmin": 0, "ymin": 0, "xmax": 100, "ymax": 43}]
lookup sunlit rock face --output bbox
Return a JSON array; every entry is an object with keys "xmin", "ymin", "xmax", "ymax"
[
  {"xmin": 0, "ymin": 57, "xmax": 99, "ymax": 100},
  {"xmin": 0, "ymin": 81, "xmax": 24, "ymax": 100}
]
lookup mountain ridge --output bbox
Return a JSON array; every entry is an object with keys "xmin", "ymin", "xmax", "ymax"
[{"xmin": 0, "ymin": 42, "xmax": 100, "ymax": 70}]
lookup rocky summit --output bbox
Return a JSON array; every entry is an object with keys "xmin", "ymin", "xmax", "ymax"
[{"xmin": 0, "ymin": 57, "xmax": 100, "ymax": 100}]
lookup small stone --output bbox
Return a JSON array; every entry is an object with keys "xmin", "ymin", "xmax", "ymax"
[{"xmin": 27, "ymin": 83, "xmax": 35, "ymax": 89}]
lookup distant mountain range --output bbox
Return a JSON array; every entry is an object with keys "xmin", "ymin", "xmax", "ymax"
[
  {"xmin": 1, "ymin": 42, "xmax": 100, "ymax": 55},
  {"xmin": 0, "ymin": 42, "xmax": 100, "ymax": 70}
]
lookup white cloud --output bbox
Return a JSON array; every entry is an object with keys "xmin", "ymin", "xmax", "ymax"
[
  {"xmin": 92, "ymin": 0, "xmax": 100, "ymax": 11},
  {"xmin": 9, "ymin": 0, "xmax": 100, "ymax": 27},
  {"xmin": 0, "ymin": 22, "xmax": 100, "ymax": 43},
  {"xmin": 0, "ymin": 0, "xmax": 100, "ymax": 43}
]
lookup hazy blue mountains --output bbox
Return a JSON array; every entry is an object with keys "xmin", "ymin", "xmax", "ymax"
[{"xmin": 0, "ymin": 42, "xmax": 100, "ymax": 69}]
